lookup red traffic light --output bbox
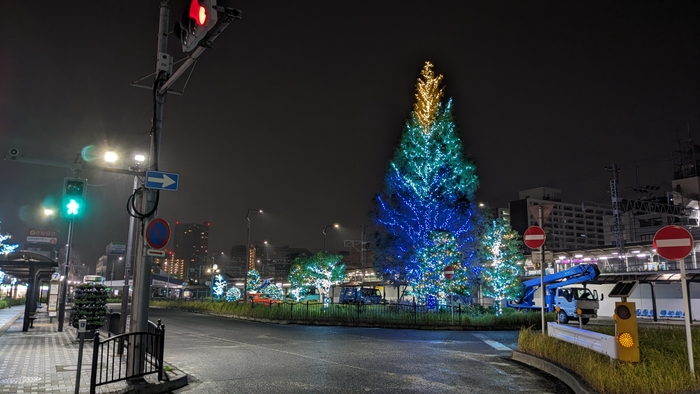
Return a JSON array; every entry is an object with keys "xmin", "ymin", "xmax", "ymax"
[{"xmin": 189, "ymin": 0, "xmax": 207, "ymax": 26}]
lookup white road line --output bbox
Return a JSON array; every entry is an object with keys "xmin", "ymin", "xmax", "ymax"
[{"xmin": 473, "ymin": 333, "xmax": 511, "ymax": 351}]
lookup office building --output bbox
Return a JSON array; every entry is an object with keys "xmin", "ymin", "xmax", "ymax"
[{"xmin": 173, "ymin": 222, "xmax": 209, "ymax": 283}]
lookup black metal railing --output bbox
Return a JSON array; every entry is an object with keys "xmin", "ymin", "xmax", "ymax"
[{"xmin": 89, "ymin": 320, "xmax": 165, "ymax": 393}]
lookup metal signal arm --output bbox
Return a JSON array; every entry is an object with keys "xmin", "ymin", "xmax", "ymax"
[{"xmin": 158, "ymin": 6, "xmax": 242, "ymax": 95}]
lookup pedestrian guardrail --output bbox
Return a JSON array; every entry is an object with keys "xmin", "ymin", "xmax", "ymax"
[
  {"xmin": 89, "ymin": 320, "xmax": 165, "ymax": 393},
  {"xmin": 547, "ymin": 321, "xmax": 618, "ymax": 360}
]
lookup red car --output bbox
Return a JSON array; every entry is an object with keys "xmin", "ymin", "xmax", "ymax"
[{"xmin": 248, "ymin": 293, "xmax": 282, "ymax": 305}]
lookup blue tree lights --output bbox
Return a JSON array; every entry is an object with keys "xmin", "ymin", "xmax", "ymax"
[
  {"xmin": 372, "ymin": 62, "xmax": 481, "ymax": 304},
  {"xmin": 0, "ymin": 234, "xmax": 18, "ymax": 255},
  {"xmin": 212, "ymin": 274, "xmax": 227, "ymax": 300}
]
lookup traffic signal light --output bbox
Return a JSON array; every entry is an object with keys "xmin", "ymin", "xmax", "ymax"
[
  {"xmin": 614, "ymin": 301, "xmax": 639, "ymax": 362},
  {"xmin": 61, "ymin": 177, "xmax": 87, "ymax": 218},
  {"xmin": 175, "ymin": 0, "xmax": 218, "ymax": 52}
]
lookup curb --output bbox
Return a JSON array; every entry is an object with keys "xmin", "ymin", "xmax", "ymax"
[
  {"xmin": 511, "ymin": 351, "xmax": 597, "ymax": 394},
  {"xmin": 0, "ymin": 309, "xmax": 23, "ymax": 337},
  {"xmin": 118, "ymin": 367, "xmax": 188, "ymax": 394}
]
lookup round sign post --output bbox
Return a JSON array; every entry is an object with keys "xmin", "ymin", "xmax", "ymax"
[
  {"xmin": 654, "ymin": 225, "xmax": 693, "ymax": 261},
  {"xmin": 443, "ymin": 265, "xmax": 455, "ymax": 280},
  {"xmin": 443, "ymin": 265, "xmax": 456, "ymax": 322},
  {"xmin": 146, "ymin": 218, "xmax": 171, "ymax": 250},
  {"xmin": 523, "ymin": 225, "xmax": 546, "ymax": 333},
  {"xmin": 523, "ymin": 226, "xmax": 546, "ymax": 249},
  {"xmin": 653, "ymin": 225, "xmax": 695, "ymax": 374}
]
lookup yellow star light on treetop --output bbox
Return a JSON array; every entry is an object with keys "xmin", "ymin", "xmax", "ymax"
[{"xmin": 413, "ymin": 61, "xmax": 445, "ymax": 135}]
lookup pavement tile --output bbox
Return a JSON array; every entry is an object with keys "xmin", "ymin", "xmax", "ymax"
[{"xmin": 0, "ymin": 306, "xmax": 171, "ymax": 394}]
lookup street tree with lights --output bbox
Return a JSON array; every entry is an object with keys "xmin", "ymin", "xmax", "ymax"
[
  {"xmin": 372, "ymin": 62, "xmax": 481, "ymax": 303},
  {"xmin": 288, "ymin": 253, "xmax": 345, "ymax": 305},
  {"xmin": 479, "ymin": 217, "xmax": 524, "ymax": 311},
  {"xmin": 262, "ymin": 284, "xmax": 285, "ymax": 300},
  {"xmin": 0, "ymin": 233, "xmax": 19, "ymax": 255}
]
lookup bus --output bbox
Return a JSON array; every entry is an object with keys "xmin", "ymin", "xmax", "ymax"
[{"xmin": 83, "ymin": 275, "xmax": 105, "ymax": 284}]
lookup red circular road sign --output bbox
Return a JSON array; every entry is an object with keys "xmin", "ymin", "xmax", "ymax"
[
  {"xmin": 654, "ymin": 225, "xmax": 694, "ymax": 261},
  {"xmin": 146, "ymin": 218, "xmax": 171, "ymax": 250},
  {"xmin": 444, "ymin": 265, "xmax": 455, "ymax": 279},
  {"xmin": 523, "ymin": 226, "xmax": 546, "ymax": 249}
]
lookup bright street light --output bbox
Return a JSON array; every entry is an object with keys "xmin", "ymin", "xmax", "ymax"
[
  {"xmin": 104, "ymin": 151, "xmax": 118, "ymax": 163},
  {"xmin": 322, "ymin": 223, "xmax": 339, "ymax": 253},
  {"xmin": 245, "ymin": 209, "xmax": 263, "ymax": 300}
]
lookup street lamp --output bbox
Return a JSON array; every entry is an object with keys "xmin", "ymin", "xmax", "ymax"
[
  {"xmin": 104, "ymin": 150, "xmax": 119, "ymax": 164},
  {"xmin": 322, "ymin": 223, "xmax": 339, "ymax": 253},
  {"xmin": 245, "ymin": 209, "xmax": 262, "ymax": 300},
  {"xmin": 207, "ymin": 264, "xmax": 219, "ymax": 298}
]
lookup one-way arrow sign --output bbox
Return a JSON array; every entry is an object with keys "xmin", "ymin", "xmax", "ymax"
[{"xmin": 145, "ymin": 170, "xmax": 180, "ymax": 191}]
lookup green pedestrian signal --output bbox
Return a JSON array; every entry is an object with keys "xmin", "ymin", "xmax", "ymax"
[{"xmin": 61, "ymin": 178, "xmax": 87, "ymax": 218}]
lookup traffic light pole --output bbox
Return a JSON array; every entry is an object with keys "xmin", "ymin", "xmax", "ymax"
[
  {"xmin": 57, "ymin": 218, "xmax": 74, "ymax": 332},
  {"xmin": 128, "ymin": 0, "xmax": 169, "ymax": 377},
  {"xmin": 127, "ymin": 0, "xmax": 241, "ymax": 375}
]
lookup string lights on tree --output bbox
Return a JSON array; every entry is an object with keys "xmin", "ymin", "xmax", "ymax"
[
  {"xmin": 372, "ymin": 61, "xmax": 480, "ymax": 304},
  {"xmin": 288, "ymin": 252, "xmax": 345, "ymax": 305},
  {"xmin": 212, "ymin": 274, "xmax": 227, "ymax": 300},
  {"xmin": 479, "ymin": 218, "xmax": 524, "ymax": 312}
]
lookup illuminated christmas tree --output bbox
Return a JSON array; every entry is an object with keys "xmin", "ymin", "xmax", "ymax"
[
  {"xmin": 372, "ymin": 62, "xmax": 480, "ymax": 302},
  {"xmin": 479, "ymin": 218, "xmax": 524, "ymax": 310},
  {"xmin": 246, "ymin": 269, "xmax": 262, "ymax": 293},
  {"xmin": 213, "ymin": 274, "xmax": 227, "ymax": 300}
]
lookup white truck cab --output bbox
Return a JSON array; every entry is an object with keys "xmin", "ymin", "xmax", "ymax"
[{"xmin": 555, "ymin": 287, "xmax": 600, "ymax": 324}]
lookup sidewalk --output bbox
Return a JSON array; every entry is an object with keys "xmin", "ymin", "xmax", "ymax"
[{"xmin": 0, "ymin": 306, "xmax": 186, "ymax": 393}]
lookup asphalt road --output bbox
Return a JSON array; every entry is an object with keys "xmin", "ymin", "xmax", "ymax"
[{"xmin": 150, "ymin": 308, "xmax": 572, "ymax": 394}]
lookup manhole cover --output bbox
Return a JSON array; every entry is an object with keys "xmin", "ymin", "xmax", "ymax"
[{"xmin": 0, "ymin": 376, "xmax": 43, "ymax": 384}]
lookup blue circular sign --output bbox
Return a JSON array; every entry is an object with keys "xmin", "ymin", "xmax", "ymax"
[{"xmin": 146, "ymin": 218, "xmax": 170, "ymax": 249}]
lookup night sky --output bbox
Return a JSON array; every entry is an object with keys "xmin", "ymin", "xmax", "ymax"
[{"xmin": 1, "ymin": 1, "xmax": 699, "ymax": 270}]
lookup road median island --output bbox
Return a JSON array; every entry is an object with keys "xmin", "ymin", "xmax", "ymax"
[
  {"xmin": 511, "ymin": 351, "xmax": 597, "ymax": 394},
  {"xmin": 517, "ymin": 326, "xmax": 700, "ymax": 394}
]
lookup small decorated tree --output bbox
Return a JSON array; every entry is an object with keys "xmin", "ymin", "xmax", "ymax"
[
  {"xmin": 226, "ymin": 287, "xmax": 241, "ymax": 302},
  {"xmin": 70, "ymin": 283, "xmax": 108, "ymax": 334},
  {"xmin": 212, "ymin": 275, "xmax": 227, "ymax": 300},
  {"xmin": 246, "ymin": 269, "xmax": 262, "ymax": 293}
]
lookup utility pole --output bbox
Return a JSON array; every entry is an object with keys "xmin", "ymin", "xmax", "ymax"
[
  {"xmin": 606, "ymin": 164, "xmax": 627, "ymax": 271},
  {"xmin": 343, "ymin": 224, "xmax": 370, "ymax": 283}
]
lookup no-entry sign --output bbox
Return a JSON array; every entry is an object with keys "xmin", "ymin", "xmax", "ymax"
[
  {"xmin": 146, "ymin": 218, "xmax": 171, "ymax": 250},
  {"xmin": 523, "ymin": 226, "xmax": 546, "ymax": 249},
  {"xmin": 654, "ymin": 225, "xmax": 694, "ymax": 261},
  {"xmin": 444, "ymin": 265, "xmax": 455, "ymax": 279}
]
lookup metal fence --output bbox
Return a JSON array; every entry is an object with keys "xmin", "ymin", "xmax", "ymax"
[
  {"xmin": 89, "ymin": 320, "xmax": 165, "ymax": 393},
  {"xmin": 247, "ymin": 301, "xmax": 472, "ymax": 326}
]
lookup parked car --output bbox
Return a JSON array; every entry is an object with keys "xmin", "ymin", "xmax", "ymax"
[
  {"xmin": 248, "ymin": 293, "xmax": 282, "ymax": 305},
  {"xmin": 339, "ymin": 287, "xmax": 383, "ymax": 304}
]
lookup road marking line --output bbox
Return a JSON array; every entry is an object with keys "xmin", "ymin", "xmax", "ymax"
[{"xmin": 473, "ymin": 333, "xmax": 511, "ymax": 351}]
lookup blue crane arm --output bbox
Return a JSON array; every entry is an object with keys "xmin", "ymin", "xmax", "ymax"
[{"xmin": 511, "ymin": 264, "xmax": 600, "ymax": 309}]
